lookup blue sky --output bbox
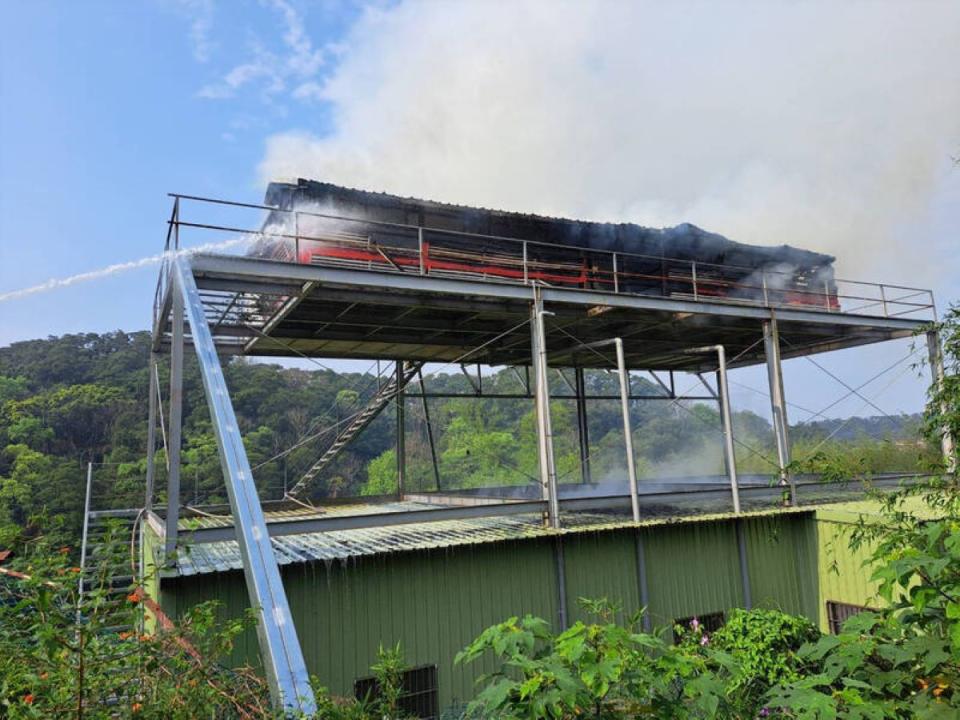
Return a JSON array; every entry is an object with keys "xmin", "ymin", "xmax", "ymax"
[
  {"xmin": 1, "ymin": 0, "xmax": 958, "ymax": 420},
  {"xmin": 0, "ymin": 0, "xmax": 362, "ymax": 341}
]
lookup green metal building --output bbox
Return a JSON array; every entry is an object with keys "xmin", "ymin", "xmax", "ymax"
[{"xmin": 143, "ymin": 499, "xmax": 882, "ymax": 713}]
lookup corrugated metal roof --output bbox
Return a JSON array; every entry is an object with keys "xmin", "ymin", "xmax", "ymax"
[{"xmin": 170, "ymin": 501, "xmax": 813, "ymax": 577}]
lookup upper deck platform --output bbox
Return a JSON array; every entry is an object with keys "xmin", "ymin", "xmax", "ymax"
[{"xmin": 152, "ymin": 193, "xmax": 935, "ymax": 371}]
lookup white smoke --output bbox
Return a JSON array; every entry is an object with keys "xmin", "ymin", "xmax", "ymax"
[
  {"xmin": 0, "ymin": 235, "xmax": 255, "ymax": 304},
  {"xmin": 259, "ymin": 0, "xmax": 960, "ymax": 283}
]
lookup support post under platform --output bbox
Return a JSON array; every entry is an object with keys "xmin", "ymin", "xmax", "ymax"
[
  {"xmin": 574, "ymin": 368, "xmax": 591, "ymax": 484},
  {"xmin": 396, "ymin": 360, "xmax": 406, "ymax": 498},
  {"xmin": 144, "ymin": 354, "xmax": 159, "ymax": 511},
  {"xmin": 614, "ymin": 339, "xmax": 641, "ymax": 522},
  {"xmin": 927, "ymin": 329, "xmax": 957, "ymax": 473},
  {"xmin": 171, "ymin": 258, "xmax": 316, "ymax": 715},
  {"xmin": 763, "ymin": 315, "xmax": 795, "ymax": 504},
  {"xmin": 164, "ymin": 284, "xmax": 184, "ymax": 560},
  {"xmin": 715, "ymin": 347, "xmax": 741, "ymax": 514},
  {"xmin": 531, "ymin": 287, "xmax": 560, "ymax": 528}
]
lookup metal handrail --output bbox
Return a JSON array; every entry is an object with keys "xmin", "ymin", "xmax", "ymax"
[{"xmin": 165, "ymin": 193, "xmax": 936, "ymax": 321}]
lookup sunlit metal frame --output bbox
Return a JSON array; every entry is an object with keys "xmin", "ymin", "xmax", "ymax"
[{"xmin": 166, "ymin": 257, "xmax": 315, "ymax": 714}]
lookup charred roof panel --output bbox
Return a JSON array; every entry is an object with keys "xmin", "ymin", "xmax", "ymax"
[{"xmin": 264, "ymin": 178, "xmax": 835, "ymax": 271}]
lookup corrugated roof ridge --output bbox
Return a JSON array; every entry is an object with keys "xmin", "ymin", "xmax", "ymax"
[{"xmin": 292, "ymin": 178, "xmax": 688, "ymax": 234}]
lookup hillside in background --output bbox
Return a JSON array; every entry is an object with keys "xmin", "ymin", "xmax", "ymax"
[{"xmin": 0, "ymin": 332, "xmax": 934, "ymax": 545}]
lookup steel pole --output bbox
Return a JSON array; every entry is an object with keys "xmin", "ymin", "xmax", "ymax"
[
  {"xmin": 574, "ymin": 368, "xmax": 591, "ymax": 484},
  {"xmin": 531, "ymin": 287, "xmax": 560, "ymax": 528},
  {"xmin": 172, "ymin": 258, "xmax": 316, "ymax": 714},
  {"xmin": 927, "ymin": 330, "xmax": 957, "ymax": 473},
  {"xmin": 716, "ymin": 347, "xmax": 741, "ymax": 514},
  {"xmin": 396, "ymin": 360, "xmax": 406, "ymax": 498},
  {"xmin": 417, "ymin": 369, "xmax": 442, "ymax": 491},
  {"xmin": 144, "ymin": 355, "xmax": 159, "ymax": 510},
  {"xmin": 614, "ymin": 338, "xmax": 641, "ymax": 522},
  {"xmin": 164, "ymin": 281, "xmax": 185, "ymax": 560},
  {"xmin": 78, "ymin": 462, "xmax": 94, "ymax": 604},
  {"xmin": 763, "ymin": 315, "xmax": 795, "ymax": 504}
]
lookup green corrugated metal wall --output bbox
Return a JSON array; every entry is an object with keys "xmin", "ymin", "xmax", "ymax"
[
  {"xmin": 743, "ymin": 514, "xmax": 819, "ymax": 620},
  {"xmin": 643, "ymin": 521, "xmax": 746, "ymax": 627},
  {"xmin": 814, "ymin": 513, "xmax": 882, "ymax": 630},
  {"xmin": 563, "ymin": 531, "xmax": 641, "ymax": 626},
  {"xmin": 163, "ymin": 538, "xmax": 560, "ymax": 708},
  {"xmin": 159, "ymin": 513, "xmax": 823, "ymax": 709}
]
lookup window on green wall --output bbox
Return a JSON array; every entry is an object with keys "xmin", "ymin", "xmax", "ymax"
[
  {"xmin": 355, "ymin": 664, "xmax": 439, "ymax": 719},
  {"xmin": 826, "ymin": 601, "xmax": 877, "ymax": 635},
  {"xmin": 673, "ymin": 611, "xmax": 724, "ymax": 643}
]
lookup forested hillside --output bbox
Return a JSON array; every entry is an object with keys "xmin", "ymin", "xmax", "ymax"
[{"xmin": 0, "ymin": 332, "xmax": 933, "ymax": 546}]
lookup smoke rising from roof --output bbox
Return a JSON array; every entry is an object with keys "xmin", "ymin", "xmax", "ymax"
[{"xmin": 259, "ymin": 0, "xmax": 960, "ymax": 282}]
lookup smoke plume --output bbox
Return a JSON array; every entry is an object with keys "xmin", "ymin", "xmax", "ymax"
[
  {"xmin": 259, "ymin": 0, "xmax": 960, "ymax": 282},
  {"xmin": 0, "ymin": 235, "xmax": 255, "ymax": 304}
]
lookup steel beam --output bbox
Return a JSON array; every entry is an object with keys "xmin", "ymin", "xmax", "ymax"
[
  {"xmin": 78, "ymin": 462, "xmax": 93, "ymax": 605},
  {"xmin": 171, "ymin": 473, "xmax": 923, "ymax": 545},
  {"xmin": 188, "ymin": 253, "xmax": 929, "ymax": 334},
  {"xmin": 172, "ymin": 258, "xmax": 315, "ymax": 715},
  {"xmin": 164, "ymin": 285, "xmax": 185, "ymax": 560},
  {"xmin": 151, "ymin": 280, "xmax": 172, "ymax": 352},
  {"xmin": 403, "ymin": 391, "xmax": 715, "ymax": 401},
  {"xmin": 763, "ymin": 315, "xmax": 796, "ymax": 503},
  {"xmin": 396, "ymin": 360, "xmax": 406, "ymax": 498},
  {"xmin": 417, "ymin": 369, "xmax": 442, "ymax": 490},
  {"xmin": 716, "ymin": 351, "xmax": 741, "ymax": 514},
  {"xmin": 614, "ymin": 339, "xmax": 641, "ymax": 522},
  {"xmin": 686, "ymin": 345, "xmax": 741, "ymax": 513},
  {"xmin": 531, "ymin": 287, "xmax": 560, "ymax": 528},
  {"xmin": 927, "ymin": 330, "xmax": 957, "ymax": 472},
  {"xmin": 574, "ymin": 368, "xmax": 591, "ymax": 484},
  {"xmin": 144, "ymin": 354, "xmax": 159, "ymax": 510}
]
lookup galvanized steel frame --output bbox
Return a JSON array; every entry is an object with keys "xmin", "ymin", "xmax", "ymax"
[{"xmin": 169, "ymin": 258, "xmax": 315, "ymax": 714}]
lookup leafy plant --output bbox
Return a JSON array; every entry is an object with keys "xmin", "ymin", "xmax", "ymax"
[{"xmin": 455, "ymin": 599, "xmax": 738, "ymax": 719}]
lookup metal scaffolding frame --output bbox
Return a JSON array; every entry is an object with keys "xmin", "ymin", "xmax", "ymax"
[
  {"xmin": 152, "ymin": 258, "xmax": 315, "ymax": 714},
  {"xmin": 145, "ymin": 199, "xmax": 951, "ymax": 713}
]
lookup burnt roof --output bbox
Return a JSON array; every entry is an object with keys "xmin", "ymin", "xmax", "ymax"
[{"xmin": 265, "ymin": 178, "xmax": 835, "ymax": 269}]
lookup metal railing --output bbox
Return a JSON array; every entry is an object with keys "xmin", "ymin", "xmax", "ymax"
[{"xmin": 159, "ymin": 193, "xmax": 937, "ymax": 323}]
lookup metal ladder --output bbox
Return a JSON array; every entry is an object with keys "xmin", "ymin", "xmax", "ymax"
[
  {"xmin": 291, "ymin": 360, "xmax": 424, "ymax": 496},
  {"xmin": 78, "ymin": 463, "xmax": 142, "ymax": 633}
]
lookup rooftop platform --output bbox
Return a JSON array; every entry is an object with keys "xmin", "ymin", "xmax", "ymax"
[
  {"xmin": 156, "ymin": 251, "xmax": 933, "ymax": 372},
  {"xmin": 146, "ymin": 473, "xmax": 921, "ymax": 577},
  {"xmin": 153, "ymin": 191, "xmax": 935, "ymax": 371}
]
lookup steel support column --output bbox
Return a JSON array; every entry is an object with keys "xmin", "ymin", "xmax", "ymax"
[
  {"xmin": 715, "ymin": 347, "xmax": 741, "ymax": 514},
  {"xmin": 614, "ymin": 339, "xmax": 641, "ymax": 522},
  {"xmin": 171, "ymin": 258, "xmax": 315, "ymax": 714},
  {"xmin": 78, "ymin": 462, "xmax": 93, "ymax": 605},
  {"xmin": 417, "ymin": 369, "xmax": 442, "ymax": 491},
  {"xmin": 164, "ymin": 284, "xmax": 185, "ymax": 560},
  {"xmin": 144, "ymin": 354, "xmax": 159, "ymax": 510},
  {"xmin": 927, "ymin": 330, "xmax": 957, "ymax": 472},
  {"xmin": 763, "ymin": 315, "xmax": 796, "ymax": 504},
  {"xmin": 531, "ymin": 287, "xmax": 560, "ymax": 528},
  {"xmin": 396, "ymin": 360, "xmax": 406, "ymax": 498},
  {"xmin": 574, "ymin": 368, "xmax": 591, "ymax": 484},
  {"xmin": 688, "ymin": 345, "xmax": 741, "ymax": 514}
]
